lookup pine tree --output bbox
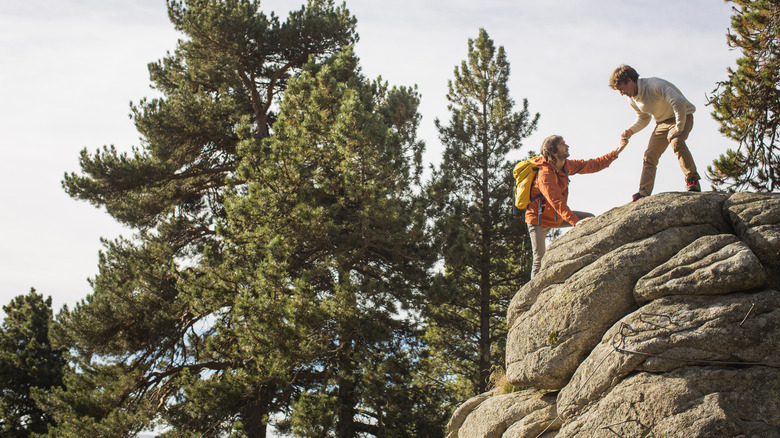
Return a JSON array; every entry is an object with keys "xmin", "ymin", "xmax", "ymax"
[
  {"xmin": 218, "ymin": 46, "xmax": 442, "ymax": 437},
  {"xmin": 0, "ymin": 290, "xmax": 64, "ymax": 437},
  {"xmin": 45, "ymin": 1, "xmax": 357, "ymax": 436},
  {"xmin": 63, "ymin": 0, "xmax": 356, "ymax": 244},
  {"xmin": 425, "ymin": 28, "xmax": 539, "ymax": 397},
  {"xmin": 708, "ymin": 0, "xmax": 780, "ymax": 192}
]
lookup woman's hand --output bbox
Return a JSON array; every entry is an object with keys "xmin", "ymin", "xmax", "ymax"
[
  {"xmin": 614, "ymin": 138, "xmax": 629, "ymax": 156},
  {"xmin": 575, "ymin": 217, "xmax": 594, "ymax": 226}
]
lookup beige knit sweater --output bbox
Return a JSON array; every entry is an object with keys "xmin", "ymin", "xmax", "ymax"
[{"xmin": 627, "ymin": 77, "xmax": 695, "ymax": 134}]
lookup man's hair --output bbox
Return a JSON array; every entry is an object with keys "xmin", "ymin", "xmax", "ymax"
[
  {"xmin": 609, "ymin": 64, "xmax": 639, "ymax": 89},
  {"xmin": 540, "ymin": 135, "xmax": 564, "ymax": 164}
]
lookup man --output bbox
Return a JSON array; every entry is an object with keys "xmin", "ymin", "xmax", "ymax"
[
  {"xmin": 526, "ymin": 135, "xmax": 626, "ymax": 278},
  {"xmin": 609, "ymin": 64, "xmax": 701, "ymax": 202}
]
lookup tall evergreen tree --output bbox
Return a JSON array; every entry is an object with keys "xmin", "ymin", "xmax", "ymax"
[
  {"xmin": 217, "ymin": 46, "xmax": 442, "ymax": 437},
  {"xmin": 63, "ymin": 0, "xmax": 356, "ymax": 245},
  {"xmin": 425, "ymin": 28, "xmax": 539, "ymax": 397},
  {"xmin": 0, "ymin": 290, "xmax": 64, "ymax": 437},
  {"xmin": 708, "ymin": 0, "xmax": 780, "ymax": 192},
  {"xmin": 45, "ymin": 1, "xmax": 357, "ymax": 437}
]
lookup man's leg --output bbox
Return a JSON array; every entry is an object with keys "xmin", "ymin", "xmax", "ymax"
[
  {"xmin": 670, "ymin": 114, "xmax": 700, "ymax": 189},
  {"xmin": 638, "ymin": 121, "xmax": 672, "ymax": 197},
  {"xmin": 528, "ymin": 223, "xmax": 550, "ymax": 278}
]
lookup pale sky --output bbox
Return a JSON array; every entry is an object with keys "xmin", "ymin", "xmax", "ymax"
[{"xmin": 1, "ymin": 0, "xmax": 739, "ymax": 317}]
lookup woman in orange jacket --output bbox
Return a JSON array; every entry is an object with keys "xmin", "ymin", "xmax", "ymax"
[{"xmin": 526, "ymin": 134, "xmax": 627, "ymax": 278}]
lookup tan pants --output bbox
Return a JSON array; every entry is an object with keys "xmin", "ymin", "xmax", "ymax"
[{"xmin": 638, "ymin": 114, "xmax": 700, "ymax": 196}]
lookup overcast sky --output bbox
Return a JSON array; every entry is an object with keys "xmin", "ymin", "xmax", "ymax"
[{"xmin": 1, "ymin": 0, "xmax": 739, "ymax": 318}]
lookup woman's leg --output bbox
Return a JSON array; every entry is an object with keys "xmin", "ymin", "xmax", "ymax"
[
  {"xmin": 528, "ymin": 223, "xmax": 550, "ymax": 278},
  {"xmin": 562, "ymin": 211, "xmax": 594, "ymax": 227},
  {"xmin": 529, "ymin": 212, "xmax": 591, "ymax": 277}
]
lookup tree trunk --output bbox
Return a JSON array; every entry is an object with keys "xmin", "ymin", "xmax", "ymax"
[
  {"xmin": 336, "ymin": 270, "xmax": 358, "ymax": 438},
  {"xmin": 336, "ymin": 336, "xmax": 357, "ymax": 438},
  {"xmin": 241, "ymin": 384, "xmax": 273, "ymax": 438},
  {"xmin": 478, "ymin": 134, "xmax": 492, "ymax": 395},
  {"xmin": 478, "ymin": 267, "xmax": 491, "ymax": 395}
]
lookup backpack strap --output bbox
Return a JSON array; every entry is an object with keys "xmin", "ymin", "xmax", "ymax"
[
  {"xmin": 533, "ymin": 193, "xmax": 544, "ymax": 226},
  {"xmin": 534, "ymin": 168, "xmax": 561, "ymax": 226}
]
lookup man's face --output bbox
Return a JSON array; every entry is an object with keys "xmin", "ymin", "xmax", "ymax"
[{"xmin": 616, "ymin": 79, "xmax": 638, "ymax": 97}]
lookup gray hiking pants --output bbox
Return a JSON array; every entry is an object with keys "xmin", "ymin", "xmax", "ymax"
[{"xmin": 528, "ymin": 211, "xmax": 594, "ymax": 278}]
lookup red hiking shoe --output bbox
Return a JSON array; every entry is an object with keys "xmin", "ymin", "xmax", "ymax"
[{"xmin": 686, "ymin": 178, "xmax": 701, "ymax": 192}]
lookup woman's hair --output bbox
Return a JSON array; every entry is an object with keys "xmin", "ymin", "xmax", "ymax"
[
  {"xmin": 609, "ymin": 64, "xmax": 639, "ymax": 89},
  {"xmin": 540, "ymin": 135, "xmax": 564, "ymax": 164}
]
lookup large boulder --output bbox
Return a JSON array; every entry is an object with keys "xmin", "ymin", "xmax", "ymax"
[
  {"xmin": 505, "ymin": 224, "xmax": 717, "ymax": 389},
  {"xmin": 507, "ymin": 192, "xmax": 731, "ymax": 327},
  {"xmin": 447, "ymin": 392, "xmax": 496, "ymax": 437},
  {"xmin": 558, "ymin": 366, "xmax": 780, "ymax": 437},
  {"xmin": 557, "ymin": 289, "xmax": 780, "ymax": 419},
  {"xmin": 634, "ymin": 234, "xmax": 766, "ymax": 303},
  {"xmin": 723, "ymin": 192, "xmax": 780, "ymax": 288},
  {"xmin": 506, "ymin": 192, "xmax": 733, "ymax": 390},
  {"xmin": 448, "ymin": 390, "xmax": 559, "ymax": 438},
  {"xmin": 447, "ymin": 192, "xmax": 780, "ymax": 438}
]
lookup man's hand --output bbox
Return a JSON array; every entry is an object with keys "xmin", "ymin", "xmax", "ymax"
[
  {"xmin": 621, "ymin": 129, "xmax": 633, "ymax": 141},
  {"xmin": 667, "ymin": 127, "xmax": 680, "ymax": 141}
]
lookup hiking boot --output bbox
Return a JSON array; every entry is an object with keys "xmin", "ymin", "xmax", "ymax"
[
  {"xmin": 686, "ymin": 178, "xmax": 701, "ymax": 192},
  {"xmin": 632, "ymin": 193, "xmax": 645, "ymax": 202}
]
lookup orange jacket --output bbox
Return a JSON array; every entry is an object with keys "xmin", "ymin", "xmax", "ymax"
[{"xmin": 524, "ymin": 151, "xmax": 617, "ymax": 228}]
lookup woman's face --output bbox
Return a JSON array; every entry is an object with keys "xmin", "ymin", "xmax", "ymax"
[{"xmin": 556, "ymin": 140, "xmax": 570, "ymax": 160}]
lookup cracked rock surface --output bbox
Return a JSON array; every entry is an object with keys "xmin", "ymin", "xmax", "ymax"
[{"xmin": 448, "ymin": 192, "xmax": 780, "ymax": 438}]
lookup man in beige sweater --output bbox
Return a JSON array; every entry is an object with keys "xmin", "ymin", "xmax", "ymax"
[{"xmin": 609, "ymin": 64, "xmax": 701, "ymax": 201}]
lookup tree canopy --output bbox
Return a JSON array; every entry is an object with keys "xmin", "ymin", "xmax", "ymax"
[
  {"xmin": 708, "ymin": 0, "xmax": 780, "ymax": 192},
  {"xmin": 0, "ymin": 290, "xmax": 64, "ymax": 437},
  {"xmin": 46, "ymin": 1, "xmax": 366, "ymax": 437},
  {"xmin": 62, "ymin": 0, "xmax": 356, "ymax": 239},
  {"xmin": 217, "ymin": 46, "xmax": 439, "ymax": 436}
]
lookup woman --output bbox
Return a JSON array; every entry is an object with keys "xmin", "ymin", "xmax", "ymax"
[{"xmin": 526, "ymin": 135, "xmax": 627, "ymax": 278}]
